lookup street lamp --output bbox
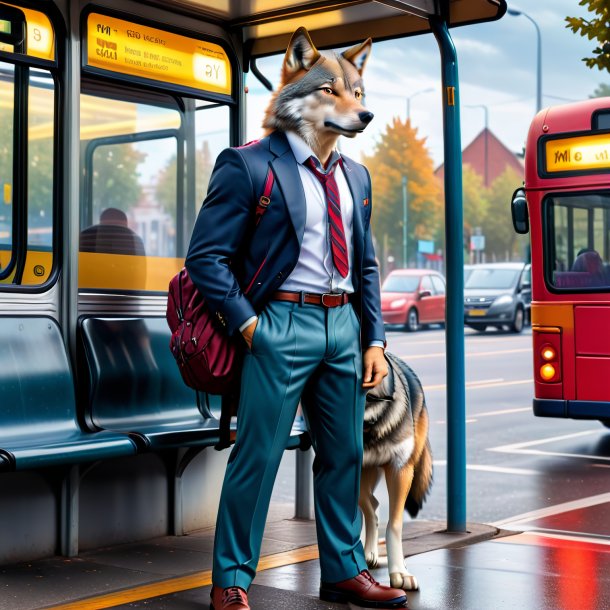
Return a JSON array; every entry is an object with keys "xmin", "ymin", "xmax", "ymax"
[
  {"xmin": 464, "ymin": 104, "xmax": 489, "ymax": 186},
  {"xmin": 406, "ymin": 87, "xmax": 434, "ymax": 121},
  {"xmin": 508, "ymin": 7, "xmax": 542, "ymax": 114}
]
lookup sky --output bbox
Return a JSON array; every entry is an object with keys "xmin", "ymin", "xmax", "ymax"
[{"xmin": 245, "ymin": 0, "xmax": 607, "ymax": 168}]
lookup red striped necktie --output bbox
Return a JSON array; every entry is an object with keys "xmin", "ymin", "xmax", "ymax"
[{"xmin": 304, "ymin": 157, "xmax": 349, "ymax": 278}]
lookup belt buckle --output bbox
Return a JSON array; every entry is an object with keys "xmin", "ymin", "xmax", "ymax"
[{"xmin": 321, "ymin": 292, "xmax": 340, "ymax": 307}]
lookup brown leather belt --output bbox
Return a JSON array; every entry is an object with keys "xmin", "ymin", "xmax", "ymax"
[{"xmin": 271, "ymin": 290, "xmax": 350, "ymax": 308}]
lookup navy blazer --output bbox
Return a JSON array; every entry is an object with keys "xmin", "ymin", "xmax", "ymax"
[{"xmin": 185, "ymin": 131, "xmax": 385, "ymax": 347}]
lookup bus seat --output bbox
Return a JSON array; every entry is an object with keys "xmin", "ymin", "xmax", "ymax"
[
  {"xmin": 0, "ymin": 317, "xmax": 137, "ymax": 470},
  {"xmin": 554, "ymin": 271, "xmax": 598, "ymax": 289},
  {"xmin": 79, "ymin": 317, "xmax": 309, "ymax": 451},
  {"xmin": 80, "ymin": 317, "xmax": 225, "ymax": 450}
]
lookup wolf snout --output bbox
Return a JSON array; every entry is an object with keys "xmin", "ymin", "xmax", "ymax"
[{"xmin": 359, "ymin": 111, "xmax": 374, "ymax": 124}]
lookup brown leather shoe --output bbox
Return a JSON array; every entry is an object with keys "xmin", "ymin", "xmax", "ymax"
[
  {"xmin": 210, "ymin": 586, "xmax": 250, "ymax": 609},
  {"xmin": 320, "ymin": 569, "xmax": 408, "ymax": 608}
]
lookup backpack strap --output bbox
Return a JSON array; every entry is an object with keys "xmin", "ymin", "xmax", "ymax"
[{"xmin": 255, "ymin": 167, "xmax": 274, "ymax": 226}]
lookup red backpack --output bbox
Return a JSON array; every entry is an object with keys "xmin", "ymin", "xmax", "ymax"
[{"xmin": 166, "ymin": 165, "xmax": 274, "ymax": 445}]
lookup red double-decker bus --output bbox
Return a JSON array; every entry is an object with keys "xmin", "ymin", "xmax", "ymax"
[{"xmin": 512, "ymin": 97, "xmax": 610, "ymax": 429}]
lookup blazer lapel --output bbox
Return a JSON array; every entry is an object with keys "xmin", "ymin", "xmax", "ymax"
[
  {"xmin": 269, "ymin": 131, "xmax": 307, "ymax": 244},
  {"xmin": 341, "ymin": 157, "xmax": 365, "ymax": 268}
]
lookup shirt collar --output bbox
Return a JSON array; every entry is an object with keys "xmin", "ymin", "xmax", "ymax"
[{"xmin": 285, "ymin": 131, "xmax": 341, "ymax": 174}]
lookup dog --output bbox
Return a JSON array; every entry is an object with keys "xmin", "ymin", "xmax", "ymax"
[
  {"xmin": 262, "ymin": 26, "xmax": 373, "ymax": 155},
  {"xmin": 361, "ymin": 351, "xmax": 433, "ymax": 591}
]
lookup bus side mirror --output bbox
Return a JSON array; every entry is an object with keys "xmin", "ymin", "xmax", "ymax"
[{"xmin": 511, "ymin": 188, "xmax": 529, "ymax": 234}]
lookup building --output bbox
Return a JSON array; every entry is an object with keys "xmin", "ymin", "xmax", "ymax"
[{"xmin": 435, "ymin": 127, "xmax": 524, "ymax": 187}]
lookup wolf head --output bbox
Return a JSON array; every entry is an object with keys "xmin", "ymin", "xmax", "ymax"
[{"xmin": 262, "ymin": 27, "xmax": 373, "ymax": 148}]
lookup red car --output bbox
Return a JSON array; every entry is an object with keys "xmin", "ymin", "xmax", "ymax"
[{"xmin": 381, "ymin": 269, "xmax": 446, "ymax": 331}]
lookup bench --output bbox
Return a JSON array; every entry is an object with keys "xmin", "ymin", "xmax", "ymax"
[
  {"xmin": 0, "ymin": 316, "xmax": 138, "ymax": 553},
  {"xmin": 79, "ymin": 316, "xmax": 309, "ymax": 533}
]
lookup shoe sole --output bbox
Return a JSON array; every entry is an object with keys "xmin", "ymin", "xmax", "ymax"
[{"xmin": 320, "ymin": 588, "xmax": 408, "ymax": 608}]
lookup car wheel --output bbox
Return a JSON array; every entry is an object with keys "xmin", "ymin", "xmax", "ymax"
[
  {"xmin": 468, "ymin": 323, "xmax": 487, "ymax": 332},
  {"xmin": 405, "ymin": 308, "xmax": 419, "ymax": 332},
  {"xmin": 510, "ymin": 307, "xmax": 524, "ymax": 333}
]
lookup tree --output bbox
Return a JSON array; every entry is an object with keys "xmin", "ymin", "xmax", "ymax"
[
  {"xmin": 566, "ymin": 1, "xmax": 610, "ymax": 71},
  {"xmin": 590, "ymin": 83, "xmax": 610, "ymax": 97},
  {"xmin": 155, "ymin": 140, "xmax": 214, "ymax": 216},
  {"xmin": 482, "ymin": 166, "xmax": 525, "ymax": 261},
  {"xmin": 363, "ymin": 118, "xmax": 443, "ymax": 267},
  {"xmin": 462, "ymin": 165, "xmax": 489, "ymax": 252},
  {"xmin": 92, "ymin": 143, "xmax": 146, "ymax": 214}
]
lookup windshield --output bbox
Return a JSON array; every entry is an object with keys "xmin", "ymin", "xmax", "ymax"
[
  {"xmin": 545, "ymin": 193, "xmax": 610, "ymax": 291},
  {"xmin": 465, "ymin": 268, "xmax": 519, "ymax": 290},
  {"xmin": 382, "ymin": 275, "xmax": 420, "ymax": 293}
]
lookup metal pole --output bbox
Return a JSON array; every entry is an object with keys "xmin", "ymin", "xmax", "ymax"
[
  {"xmin": 508, "ymin": 9, "xmax": 542, "ymax": 114},
  {"xmin": 402, "ymin": 176, "xmax": 408, "ymax": 267},
  {"xmin": 431, "ymin": 14, "xmax": 467, "ymax": 533}
]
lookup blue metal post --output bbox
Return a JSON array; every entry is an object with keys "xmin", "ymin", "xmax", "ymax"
[{"xmin": 431, "ymin": 15, "xmax": 466, "ymax": 532}]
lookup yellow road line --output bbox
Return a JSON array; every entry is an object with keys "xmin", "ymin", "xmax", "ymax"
[{"xmin": 44, "ymin": 544, "xmax": 320, "ymax": 610}]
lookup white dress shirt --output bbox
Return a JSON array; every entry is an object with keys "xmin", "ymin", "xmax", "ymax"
[
  {"xmin": 239, "ymin": 132, "xmax": 384, "ymax": 349},
  {"xmin": 279, "ymin": 131, "xmax": 355, "ymax": 294}
]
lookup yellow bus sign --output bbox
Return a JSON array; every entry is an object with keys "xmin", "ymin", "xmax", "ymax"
[
  {"xmin": 86, "ymin": 13, "xmax": 232, "ymax": 97},
  {"xmin": 0, "ymin": 3, "xmax": 55, "ymax": 61},
  {"xmin": 545, "ymin": 132, "xmax": 610, "ymax": 174}
]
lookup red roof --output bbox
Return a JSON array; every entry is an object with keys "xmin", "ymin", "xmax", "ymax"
[{"xmin": 435, "ymin": 128, "xmax": 524, "ymax": 187}]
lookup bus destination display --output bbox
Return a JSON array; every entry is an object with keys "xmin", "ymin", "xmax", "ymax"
[
  {"xmin": 0, "ymin": 4, "xmax": 55, "ymax": 61},
  {"xmin": 86, "ymin": 13, "xmax": 231, "ymax": 96},
  {"xmin": 545, "ymin": 132, "xmax": 610, "ymax": 174}
]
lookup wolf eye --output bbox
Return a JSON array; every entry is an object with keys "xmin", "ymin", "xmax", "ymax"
[
  {"xmin": 320, "ymin": 87, "xmax": 335, "ymax": 95},
  {"xmin": 355, "ymin": 90, "xmax": 364, "ymax": 100}
]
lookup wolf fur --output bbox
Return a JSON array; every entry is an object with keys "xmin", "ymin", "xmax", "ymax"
[
  {"xmin": 361, "ymin": 351, "xmax": 433, "ymax": 591},
  {"xmin": 262, "ymin": 27, "xmax": 373, "ymax": 164}
]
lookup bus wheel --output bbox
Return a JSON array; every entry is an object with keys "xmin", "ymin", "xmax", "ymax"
[
  {"xmin": 510, "ymin": 307, "xmax": 524, "ymax": 333},
  {"xmin": 601, "ymin": 420, "xmax": 610, "ymax": 430},
  {"xmin": 468, "ymin": 323, "xmax": 487, "ymax": 332},
  {"xmin": 404, "ymin": 308, "xmax": 419, "ymax": 332}
]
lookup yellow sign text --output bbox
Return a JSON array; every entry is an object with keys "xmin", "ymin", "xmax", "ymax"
[
  {"xmin": 545, "ymin": 133, "xmax": 610, "ymax": 174},
  {"xmin": 86, "ymin": 13, "xmax": 232, "ymax": 96}
]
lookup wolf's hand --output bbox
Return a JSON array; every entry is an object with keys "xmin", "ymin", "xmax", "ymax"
[{"xmin": 362, "ymin": 346, "xmax": 388, "ymax": 388}]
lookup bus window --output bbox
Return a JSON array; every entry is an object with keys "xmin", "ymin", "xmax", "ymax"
[
  {"xmin": 0, "ymin": 61, "xmax": 55, "ymax": 286},
  {"xmin": 79, "ymin": 92, "xmax": 183, "ymax": 291},
  {"xmin": 194, "ymin": 103, "xmax": 230, "ymax": 215},
  {"xmin": 546, "ymin": 193, "xmax": 610, "ymax": 290}
]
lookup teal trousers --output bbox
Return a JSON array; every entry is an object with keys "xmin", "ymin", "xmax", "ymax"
[{"xmin": 212, "ymin": 300, "xmax": 368, "ymax": 589}]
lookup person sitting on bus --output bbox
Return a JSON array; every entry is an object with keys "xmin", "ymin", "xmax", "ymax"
[
  {"xmin": 571, "ymin": 248, "xmax": 605, "ymax": 286},
  {"xmin": 80, "ymin": 207, "xmax": 145, "ymax": 256}
]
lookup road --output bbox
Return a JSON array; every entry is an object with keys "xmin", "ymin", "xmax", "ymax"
[{"xmin": 272, "ymin": 325, "xmax": 610, "ymax": 530}]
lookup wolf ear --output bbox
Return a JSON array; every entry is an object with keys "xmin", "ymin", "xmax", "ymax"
[
  {"xmin": 341, "ymin": 38, "xmax": 372, "ymax": 75},
  {"xmin": 282, "ymin": 27, "xmax": 321, "ymax": 79}
]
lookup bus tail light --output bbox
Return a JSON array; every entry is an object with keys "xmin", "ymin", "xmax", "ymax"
[{"xmin": 533, "ymin": 329, "xmax": 562, "ymax": 384}]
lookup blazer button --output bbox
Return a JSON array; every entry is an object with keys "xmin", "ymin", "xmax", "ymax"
[{"xmin": 277, "ymin": 272, "xmax": 284, "ymax": 279}]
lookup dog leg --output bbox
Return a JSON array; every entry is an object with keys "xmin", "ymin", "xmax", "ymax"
[
  {"xmin": 384, "ymin": 463, "xmax": 419, "ymax": 591},
  {"xmin": 359, "ymin": 466, "xmax": 381, "ymax": 568}
]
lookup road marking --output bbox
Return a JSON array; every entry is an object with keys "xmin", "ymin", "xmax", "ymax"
[
  {"xmin": 425, "ymin": 379, "xmax": 532, "ymax": 392},
  {"xmin": 474, "ymin": 406, "xmax": 531, "ymax": 417},
  {"xmin": 403, "ymin": 347, "xmax": 531, "ymax": 360},
  {"xmin": 492, "ymin": 492, "xmax": 610, "ymax": 527},
  {"xmin": 434, "ymin": 461, "xmax": 540, "ymax": 475},
  {"xmin": 494, "ymin": 531, "xmax": 610, "ymax": 547},
  {"xmin": 488, "ymin": 429, "xmax": 609, "ymax": 462},
  {"xmin": 44, "ymin": 544, "xmax": 320, "ymax": 610}
]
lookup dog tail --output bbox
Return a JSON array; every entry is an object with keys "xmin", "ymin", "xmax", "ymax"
[{"xmin": 405, "ymin": 435, "xmax": 433, "ymax": 518}]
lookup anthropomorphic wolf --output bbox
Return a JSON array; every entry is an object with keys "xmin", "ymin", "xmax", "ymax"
[
  {"xmin": 186, "ymin": 26, "xmax": 408, "ymax": 610},
  {"xmin": 361, "ymin": 351, "xmax": 433, "ymax": 591}
]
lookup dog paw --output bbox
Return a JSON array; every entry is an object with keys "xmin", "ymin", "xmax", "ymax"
[
  {"xmin": 365, "ymin": 550, "xmax": 379, "ymax": 569},
  {"xmin": 390, "ymin": 571, "xmax": 419, "ymax": 591}
]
